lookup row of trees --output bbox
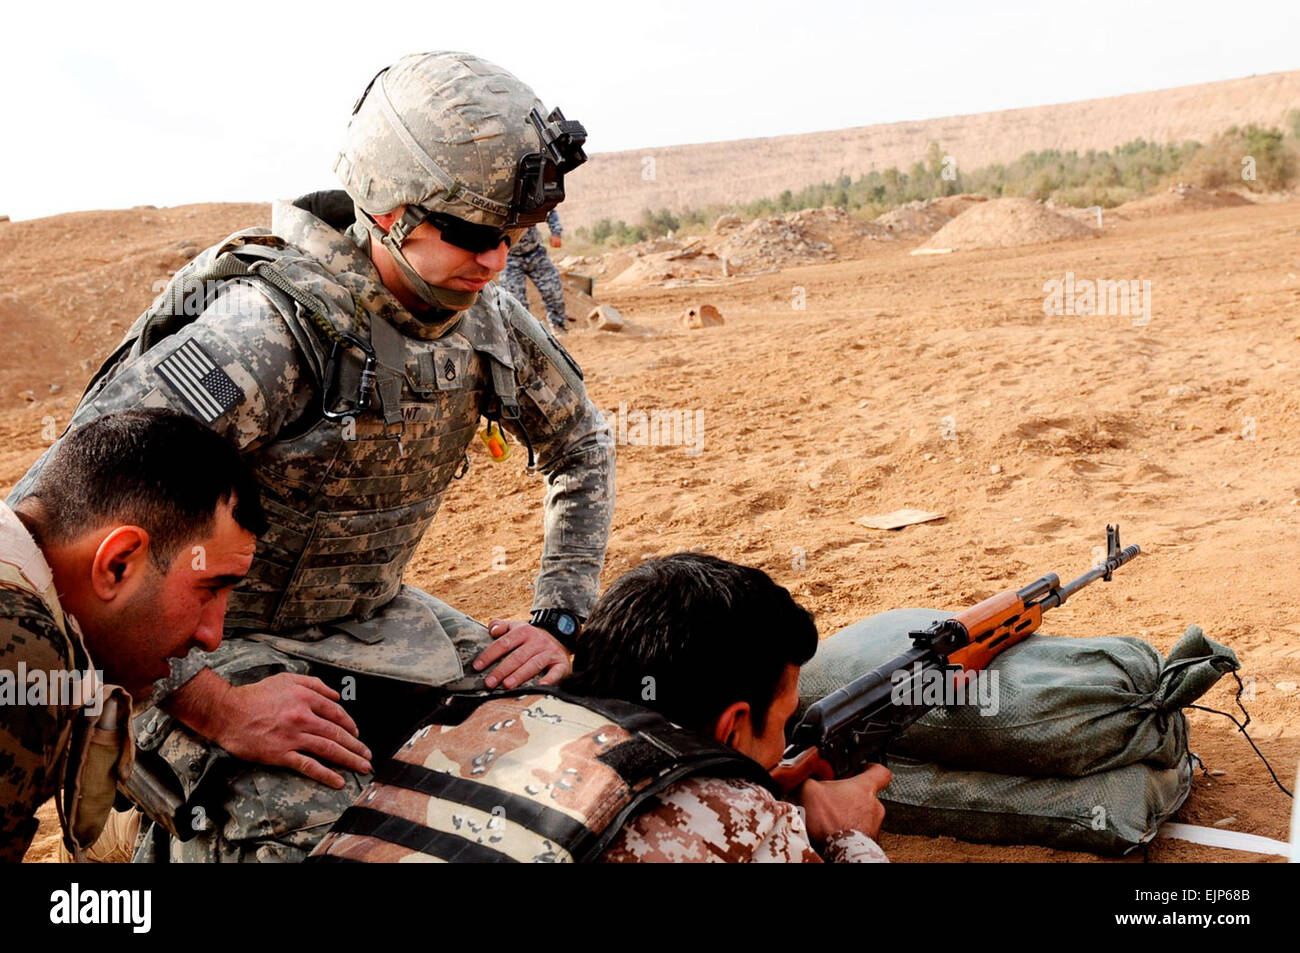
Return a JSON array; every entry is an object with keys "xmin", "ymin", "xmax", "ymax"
[{"xmin": 572, "ymin": 119, "xmax": 1299, "ymax": 248}]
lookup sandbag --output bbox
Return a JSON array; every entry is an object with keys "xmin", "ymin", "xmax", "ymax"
[
  {"xmin": 798, "ymin": 608, "xmax": 1239, "ymax": 854},
  {"xmin": 880, "ymin": 756, "xmax": 1192, "ymax": 855},
  {"xmin": 799, "ymin": 609, "xmax": 1238, "ymax": 778}
]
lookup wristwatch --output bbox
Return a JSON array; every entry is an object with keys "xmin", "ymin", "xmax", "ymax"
[{"xmin": 530, "ymin": 608, "xmax": 582, "ymax": 648}]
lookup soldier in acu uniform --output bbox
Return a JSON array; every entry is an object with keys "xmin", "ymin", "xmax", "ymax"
[
  {"xmin": 9, "ymin": 51, "xmax": 615, "ymax": 862},
  {"xmin": 501, "ymin": 209, "xmax": 569, "ymax": 332}
]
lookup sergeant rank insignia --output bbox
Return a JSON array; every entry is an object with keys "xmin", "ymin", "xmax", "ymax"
[{"xmin": 156, "ymin": 340, "xmax": 245, "ymax": 423}]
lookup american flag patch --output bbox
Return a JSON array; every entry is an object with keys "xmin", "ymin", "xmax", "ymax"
[{"xmin": 155, "ymin": 340, "xmax": 244, "ymax": 423}]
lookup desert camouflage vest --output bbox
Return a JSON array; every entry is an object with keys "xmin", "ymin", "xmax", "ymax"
[
  {"xmin": 83, "ymin": 229, "xmax": 527, "ymax": 632},
  {"xmin": 0, "ymin": 504, "xmax": 133, "ymax": 857},
  {"xmin": 309, "ymin": 690, "xmax": 777, "ymax": 863}
]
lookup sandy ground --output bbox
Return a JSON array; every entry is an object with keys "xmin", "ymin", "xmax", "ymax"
[{"xmin": 6, "ymin": 198, "xmax": 1298, "ymax": 863}]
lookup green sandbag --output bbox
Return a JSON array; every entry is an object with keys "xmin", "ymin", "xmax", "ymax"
[
  {"xmin": 880, "ymin": 755, "xmax": 1193, "ymax": 855},
  {"xmin": 798, "ymin": 609, "xmax": 1239, "ymax": 778},
  {"xmin": 798, "ymin": 609, "xmax": 1239, "ymax": 854}
]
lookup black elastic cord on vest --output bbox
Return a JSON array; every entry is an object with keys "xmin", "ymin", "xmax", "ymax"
[
  {"xmin": 376, "ymin": 759, "xmax": 592, "ymax": 852},
  {"xmin": 329, "ymin": 806, "xmax": 519, "ymax": 863}
]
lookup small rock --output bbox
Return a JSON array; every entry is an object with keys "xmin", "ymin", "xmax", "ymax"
[
  {"xmin": 923, "ymin": 453, "xmax": 935, "ymax": 461},
  {"xmin": 18, "ymin": 390, "xmax": 35, "ymax": 402},
  {"xmin": 858, "ymin": 399, "xmax": 869, "ymax": 408},
  {"xmin": 0, "ymin": 214, "xmax": 10, "ymax": 224},
  {"xmin": 585, "ymin": 304, "xmax": 624, "ymax": 332},
  {"xmin": 1211, "ymin": 816, "xmax": 1238, "ymax": 829},
  {"xmin": 1208, "ymin": 769, "xmax": 1227, "ymax": 777},
  {"xmin": 990, "ymin": 464, "xmax": 1002, "ymax": 475},
  {"xmin": 1276, "ymin": 681, "xmax": 1297, "ymax": 693},
  {"xmin": 48, "ymin": 383, "xmax": 61, "ymax": 394}
]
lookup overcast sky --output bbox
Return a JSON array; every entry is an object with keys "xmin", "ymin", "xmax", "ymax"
[{"xmin": 2, "ymin": 0, "xmax": 1297, "ymax": 221}]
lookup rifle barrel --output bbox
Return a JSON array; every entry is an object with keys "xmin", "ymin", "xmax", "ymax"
[{"xmin": 1043, "ymin": 543, "xmax": 1141, "ymax": 609}]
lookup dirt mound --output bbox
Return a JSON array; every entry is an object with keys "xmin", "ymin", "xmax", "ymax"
[
  {"xmin": 875, "ymin": 199, "xmax": 953, "ymax": 236},
  {"xmin": 1114, "ymin": 184, "xmax": 1254, "ymax": 218},
  {"xmin": 557, "ymin": 250, "xmax": 636, "ymax": 284},
  {"xmin": 715, "ymin": 207, "xmax": 891, "ymax": 271},
  {"xmin": 599, "ymin": 207, "xmax": 893, "ymax": 287},
  {"xmin": 604, "ymin": 240, "xmax": 728, "ymax": 287},
  {"xmin": 918, "ymin": 197, "xmax": 1096, "ymax": 251},
  {"xmin": 0, "ymin": 203, "xmax": 269, "ymax": 406},
  {"xmin": 874, "ymin": 194, "xmax": 987, "ymax": 236}
]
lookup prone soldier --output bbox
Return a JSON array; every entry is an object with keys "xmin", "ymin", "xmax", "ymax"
[{"xmin": 312, "ymin": 553, "xmax": 890, "ymax": 863}]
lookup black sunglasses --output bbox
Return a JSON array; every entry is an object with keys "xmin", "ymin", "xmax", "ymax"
[{"xmin": 420, "ymin": 210, "xmax": 525, "ymax": 253}]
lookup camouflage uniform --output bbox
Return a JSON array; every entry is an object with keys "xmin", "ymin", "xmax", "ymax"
[
  {"xmin": 502, "ymin": 210, "xmax": 568, "ymax": 331},
  {"xmin": 0, "ymin": 501, "xmax": 86, "ymax": 862},
  {"xmin": 310, "ymin": 691, "xmax": 886, "ymax": 864},
  {"xmin": 602, "ymin": 776, "xmax": 888, "ymax": 863},
  {"xmin": 8, "ymin": 198, "xmax": 615, "ymax": 862}
]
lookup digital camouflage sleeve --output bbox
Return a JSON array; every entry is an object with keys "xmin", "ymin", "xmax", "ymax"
[
  {"xmin": 600, "ymin": 775, "xmax": 889, "ymax": 863},
  {"xmin": 497, "ymin": 293, "xmax": 615, "ymax": 617},
  {"xmin": 0, "ymin": 586, "xmax": 78, "ymax": 863}
]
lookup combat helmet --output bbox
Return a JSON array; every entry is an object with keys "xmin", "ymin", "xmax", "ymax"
[{"xmin": 335, "ymin": 51, "xmax": 587, "ymax": 312}]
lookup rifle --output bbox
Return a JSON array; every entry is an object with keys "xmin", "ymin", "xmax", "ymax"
[{"xmin": 772, "ymin": 525, "xmax": 1141, "ymax": 794}]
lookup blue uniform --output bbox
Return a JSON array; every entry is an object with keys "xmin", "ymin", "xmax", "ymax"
[{"xmin": 503, "ymin": 210, "xmax": 567, "ymax": 330}]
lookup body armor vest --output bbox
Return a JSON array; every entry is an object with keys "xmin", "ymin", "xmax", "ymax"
[
  {"xmin": 83, "ymin": 223, "xmax": 525, "ymax": 634},
  {"xmin": 309, "ymin": 689, "xmax": 777, "ymax": 863}
]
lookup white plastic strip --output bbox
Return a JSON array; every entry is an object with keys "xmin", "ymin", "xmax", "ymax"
[
  {"xmin": 1292, "ymin": 764, "xmax": 1300, "ymax": 862},
  {"xmin": 1158, "ymin": 822, "xmax": 1290, "ymax": 857}
]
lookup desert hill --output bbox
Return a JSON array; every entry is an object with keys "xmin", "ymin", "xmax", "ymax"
[{"xmin": 563, "ymin": 69, "xmax": 1300, "ymax": 230}]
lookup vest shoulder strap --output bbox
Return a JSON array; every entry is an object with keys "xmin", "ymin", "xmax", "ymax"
[{"xmin": 80, "ymin": 234, "xmax": 357, "ymax": 406}]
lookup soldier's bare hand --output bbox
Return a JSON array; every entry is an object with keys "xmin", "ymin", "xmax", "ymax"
[
  {"xmin": 796, "ymin": 763, "xmax": 892, "ymax": 845},
  {"xmin": 549, "ymin": 235, "xmax": 562, "ymax": 248},
  {"xmin": 210, "ymin": 673, "xmax": 373, "ymax": 789},
  {"xmin": 474, "ymin": 619, "xmax": 570, "ymax": 689}
]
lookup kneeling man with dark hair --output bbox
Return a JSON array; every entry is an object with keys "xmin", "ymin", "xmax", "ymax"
[
  {"xmin": 0, "ymin": 408, "xmax": 264, "ymax": 861},
  {"xmin": 312, "ymin": 553, "xmax": 889, "ymax": 863}
]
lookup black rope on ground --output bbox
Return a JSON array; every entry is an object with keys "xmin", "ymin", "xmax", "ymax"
[{"xmin": 1187, "ymin": 671, "xmax": 1293, "ymax": 799}]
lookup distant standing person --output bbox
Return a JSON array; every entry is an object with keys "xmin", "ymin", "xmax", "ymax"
[{"xmin": 502, "ymin": 209, "xmax": 568, "ymax": 332}]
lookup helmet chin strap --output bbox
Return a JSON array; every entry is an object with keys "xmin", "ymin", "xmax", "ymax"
[{"xmin": 360, "ymin": 206, "xmax": 482, "ymax": 319}]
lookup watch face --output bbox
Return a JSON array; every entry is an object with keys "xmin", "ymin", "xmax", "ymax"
[{"xmin": 556, "ymin": 614, "xmax": 577, "ymax": 636}]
